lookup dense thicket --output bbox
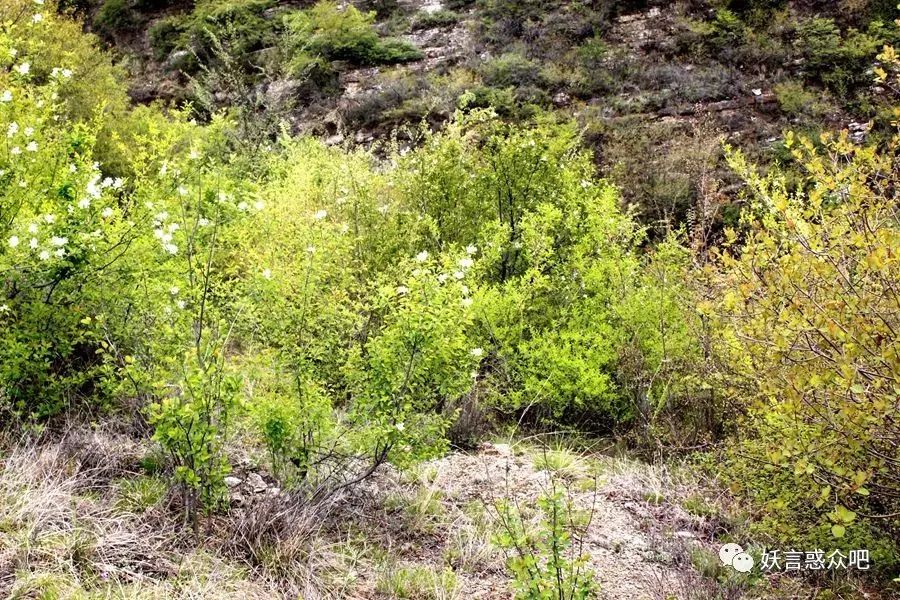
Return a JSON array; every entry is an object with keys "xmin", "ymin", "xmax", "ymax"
[{"xmin": 1, "ymin": 0, "xmax": 898, "ymax": 590}]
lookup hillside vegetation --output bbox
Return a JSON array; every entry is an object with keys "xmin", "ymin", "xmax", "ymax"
[{"xmin": 0, "ymin": 1, "xmax": 898, "ymax": 598}]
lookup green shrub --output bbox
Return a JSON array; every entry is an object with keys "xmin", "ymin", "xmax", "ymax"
[
  {"xmin": 795, "ymin": 17, "xmax": 886, "ymax": 96},
  {"xmin": 148, "ymin": 16, "xmax": 187, "ymax": 61},
  {"xmin": 410, "ymin": 9, "xmax": 459, "ymax": 30},
  {"xmin": 95, "ymin": 0, "xmax": 139, "ymax": 35},
  {"xmin": 494, "ymin": 486, "xmax": 599, "ymax": 599},
  {"xmin": 283, "ymin": 1, "xmax": 421, "ymax": 69},
  {"xmin": 479, "ymin": 52, "xmax": 544, "ymax": 88}
]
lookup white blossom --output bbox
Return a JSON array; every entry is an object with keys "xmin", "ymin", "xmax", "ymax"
[
  {"xmin": 24, "ymin": 127, "xmax": 33, "ymax": 137},
  {"xmin": 163, "ymin": 243, "xmax": 178, "ymax": 255},
  {"xmin": 396, "ymin": 422, "xmax": 405, "ymax": 432},
  {"xmin": 237, "ymin": 201, "xmax": 249, "ymax": 211},
  {"xmin": 169, "ymin": 286, "xmax": 179, "ymax": 295},
  {"xmin": 453, "ymin": 271, "xmax": 464, "ymax": 280},
  {"xmin": 50, "ymin": 236, "xmax": 67, "ymax": 247},
  {"xmin": 396, "ymin": 285, "xmax": 409, "ymax": 295},
  {"xmin": 0, "ymin": 304, "xmax": 8, "ymax": 313},
  {"xmin": 177, "ymin": 185, "xmax": 188, "ymax": 196},
  {"xmin": 470, "ymin": 347, "xmax": 483, "ymax": 357},
  {"xmin": 26, "ymin": 141, "xmax": 37, "ymax": 152},
  {"xmin": 314, "ymin": 209, "xmax": 328, "ymax": 221},
  {"xmin": 8, "ymin": 236, "xmax": 19, "ymax": 248},
  {"xmin": 31, "ymin": 13, "xmax": 43, "ymax": 23},
  {"xmin": 458, "ymin": 257, "xmax": 474, "ymax": 269},
  {"xmin": 101, "ymin": 207, "xmax": 113, "ymax": 218},
  {"xmin": 7, "ymin": 122, "xmax": 18, "ymax": 137},
  {"xmin": 0, "ymin": 90, "xmax": 11, "ymax": 102},
  {"xmin": 415, "ymin": 250, "xmax": 429, "ymax": 262},
  {"xmin": 39, "ymin": 250, "xmax": 50, "ymax": 260},
  {"xmin": 14, "ymin": 63, "xmax": 29, "ymax": 76},
  {"xmin": 465, "ymin": 245, "xmax": 477, "ymax": 255},
  {"xmin": 306, "ymin": 245, "xmax": 316, "ymax": 254},
  {"xmin": 198, "ymin": 217, "xmax": 210, "ymax": 227},
  {"xmin": 112, "ymin": 177, "xmax": 124, "ymax": 189},
  {"xmin": 29, "ymin": 237, "xmax": 38, "ymax": 249},
  {"xmin": 437, "ymin": 273, "xmax": 448, "ymax": 284},
  {"xmin": 44, "ymin": 214, "xmax": 56, "ymax": 224},
  {"xmin": 61, "ymin": 68, "xmax": 73, "ymax": 78},
  {"xmin": 262, "ymin": 268, "xmax": 272, "ymax": 280},
  {"xmin": 10, "ymin": 147, "xmax": 21, "ymax": 156},
  {"xmin": 78, "ymin": 198, "xmax": 90, "ymax": 209},
  {"xmin": 176, "ymin": 300, "xmax": 186, "ymax": 310},
  {"xmin": 54, "ymin": 248, "xmax": 65, "ymax": 257},
  {"xmin": 254, "ymin": 200, "xmax": 265, "ymax": 211}
]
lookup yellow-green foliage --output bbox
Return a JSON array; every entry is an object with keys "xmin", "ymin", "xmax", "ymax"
[{"xmin": 705, "ymin": 125, "xmax": 900, "ymax": 569}]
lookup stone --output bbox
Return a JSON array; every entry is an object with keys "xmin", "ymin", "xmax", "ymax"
[
  {"xmin": 224, "ymin": 476, "xmax": 242, "ymax": 488},
  {"xmin": 246, "ymin": 472, "xmax": 267, "ymax": 493},
  {"xmin": 552, "ymin": 92, "xmax": 572, "ymax": 107}
]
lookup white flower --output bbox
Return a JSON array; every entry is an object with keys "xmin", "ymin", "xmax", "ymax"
[
  {"xmin": 8, "ymin": 236, "xmax": 19, "ymax": 248},
  {"xmin": 50, "ymin": 236, "xmax": 67, "ymax": 247},
  {"xmin": 160, "ymin": 232, "xmax": 173, "ymax": 244},
  {"xmin": 31, "ymin": 13, "xmax": 43, "ymax": 23},
  {"xmin": 377, "ymin": 205, "xmax": 389, "ymax": 215},
  {"xmin": 462, "ymin": 297, "xmax": 474, "ymax": 307},
  {"xmin": 10, "ymin": 147, "xmax": 21, "ymax": 156},
  {"xmin": 437, "ymin": 274, "xmax": 448, "ymax": 284},
  {"xmin": 0, "ymin": 304, "xmax": 8, "ymax": 313},
  {"xmin": 0, "ymin": 90, "xmax": 11, "ymax": 102},
  {"xmin": 470, "ymin": 370, "xmax": 478, "ymax": 379},
  {"xmin": 460, "ymin": 285, "xmax": 469, "ymax": 295},
  {"xmin": 306, "ymin": 245, "xmax": 316, "ymax": 254},
  {"xmin": 7, "ymin": 122, "xmax": 18, "ymax": 137},
  {"xmin": 470, "ymin": 347, "xmax": 484, "ymax": 358},
  {"xmin": 465, "ymin": 245, "xmax": 477, "ymax": 255},
  {"xmin": 314, "ymin": 209, "xmax": 328, "ymax": 221},
  {"xmin": 163, "ymin": 243, "xmax": 178, "ymax": 255},
  {"xmin": 54, "ymin": 248, "xmax": 65, "ymax": 257},
  {"xmin": 458, "ymin": 257, "xmax": 474, "ymax": 269},
  {"xmin": 34, "ymin": 0, "xmax": 45, "ymax": 5},
  {"xmin": 167, "ymin": 223, "xmax": 179, "ymax": 233},
  {"xmin": 198, "ymin": 217, "xmax": 210, "ymax": 227},
  {"xmin": 237, "ymin": 201, "xmax": 249, "ymax": 211},
  {"xmin": 44, "ymin": 214, "xmax": 55, "ymax": 224},
  {"xmin": 415, "ymin": 250, "xmax": 429, "ymax": 262},
  {"xmin": 69, "ymin": 164, "xmax": 77, "ymax": 173},
  {"xmin": 29, "ymin": 238, "xmax": 37, "ymax": 249},
  {"xmin": 39, "ymin": 250, "xmax": 50, "ymax": 260},
  {"xmin": 154, "ymin": 211, "xmax": 169, "ymax": 223},
  {"xmin": 24, "ymin": 127, "xmax": 33, "ymax": 137},
  {"xmin": 176, "ymin": 300, "xmax": 186, "ymax": 310},
  {"xmin": 112, "ymin": 177, "xmax": 124, "ymax": 189},
  {"xmin": 396, "ymin": 422, "xmax": 405, "ymax": 432},
  {"xmin": 177, "ymin": 185, "xmax": 188, "ymax": 196},
  {"xmin": 18, "ymin": 180, "xmax": 26, "ymax": 188},
  {"xmin": 153, "ymin": 229, "xmax": 164, "ymax": 240},
  {"xmin": 25, "ymin": 141, "xmax": 37, "ymax": 152},
  {"xmin": 453, "ymin": 271, "xmax": 464, "ymax": 280},
  {"xmin": 254, "ymin": 200, "xmax": 265, "ymax": 211},
  {"xmin": 169, "ymin": 286, "xmax": 179, "ymax": 295},
  {"xmin": 61, "ymin": 69, "xmax": 72, "ymax": 78},
  {"xmin": 396, "ymin": 285, "xmax": 409, "ymax": 295},
  {"xmin": 262, "ymin": 268, "xmax": 272, "ymax": 280},
  {"xmin": 101, "ymin": 177, "xmax": 113, "ymax": 188},
  {"xmin": 78, "ymin": 198, "xmax": 90, "ymax": 209},
  {"xmin": 101, "ymin": 207, "xmax": 113, "ymax": 218},
  {"xmin": 27, "ymin": 223, "xmax": 38, "ymax": 234},
  {"xmin": 189, "ymin": 148, "xmax": 200, "ymax": 160},
  {"xmin": 14, "ymin": 63, "xmax": 29, "ymax": 76}
]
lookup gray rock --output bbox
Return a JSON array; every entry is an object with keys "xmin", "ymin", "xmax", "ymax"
[{"xmin": 224, "ymin": 476, "xmax": 242, "ymax": 488}]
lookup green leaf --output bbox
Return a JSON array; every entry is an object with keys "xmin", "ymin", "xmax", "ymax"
[{"xmin": 831, "ymin": 524, "xmax": 845, "ymax": 538}]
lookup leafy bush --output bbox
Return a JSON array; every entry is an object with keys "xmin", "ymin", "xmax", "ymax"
[
  {"xmin": 706, "ymin": 128, "xmax": 900, "ymax": 573},
  {"xmin": 795, "ymin": 17, "xmax": 886, "ymax": 96},
  {"xmin": 410, "ymin": 9, "xmax": 460, "ymax": 31},
  {"xmin": 494, "ymin": 485, "xmax": 598, "ymax": 599},
  {"xmin": 283, "ymin": 1, "xmax": 421, "ymax": 70},
  {"xmin": 95, "ymin": 0, "xmax": 139, "ymax": 35}
]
